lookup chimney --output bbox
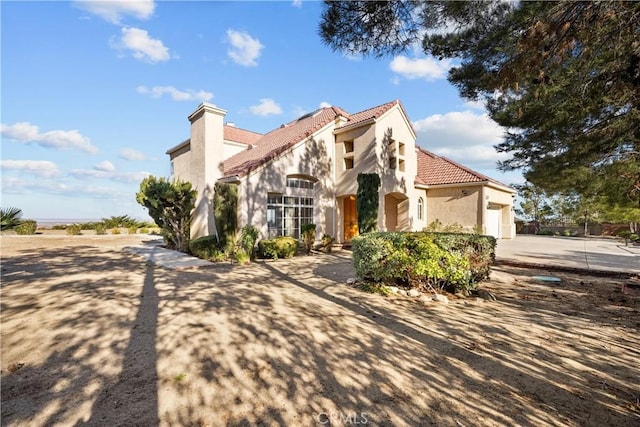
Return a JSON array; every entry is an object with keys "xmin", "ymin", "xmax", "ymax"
[{"xmin": 188, "ymin": 102, "xmax": 227, "ymax": 239}]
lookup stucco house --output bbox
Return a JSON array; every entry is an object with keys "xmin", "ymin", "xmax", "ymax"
[{"xmin": 167, "ymin": 100, "xmax": 516, "ymax": 244}]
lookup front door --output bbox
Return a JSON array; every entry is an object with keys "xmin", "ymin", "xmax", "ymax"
[{"xmin": 343, "ymin": 196, "xmax": 358, "ymax": 242}]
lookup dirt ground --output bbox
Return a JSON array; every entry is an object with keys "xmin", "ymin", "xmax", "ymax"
[{"xmin": 1, "ymin": 234, "xmax": 639, "ymax": 426}]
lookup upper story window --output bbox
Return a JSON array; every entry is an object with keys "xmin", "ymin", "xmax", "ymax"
[
  {"xmin": 344, "ymin": 158, "xmax": 354, "ymax": 170},
  {"xmin": 286, "ymin": 177, "xmax": 315, "ymax": 190},
  {"xmin": 344, "ymin": 140, "xmax": 354, "ymax": 154}
]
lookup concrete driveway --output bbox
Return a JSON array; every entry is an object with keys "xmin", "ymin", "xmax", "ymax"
[{"xmin": 495, "ymin": 235, "xmax": 640, "ymax": 274}]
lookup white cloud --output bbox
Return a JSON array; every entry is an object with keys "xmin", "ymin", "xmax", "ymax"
[
  {"xmin": 74, "ymin": 0, "xmax": 155, "ymax": 24},
  {"xmin": 463, "ymin": 99, "xmax": 486, "ymax": 110},
  {"xmin": 1, "ymin": 176, "xmax": 130, "ymax": 199},
  {"xmin": 0, "ymin": 160, "xmax": 61, "ymax": 178},
  {"xmin": 414, "ymin": 110, "xmax": 508, "ymax": 169},
  {"xmin": 70, "ymin": 168, "xmax": 151, "ymax": 183},
  {"xmin": 119, "ymin": 148, "xmax": 147, "ymax": 161},
  {"xmin": 112, "ymin": 27, "xmax": 170, "ymax": 63},
  {"xmin": 226, "ymin": 29, "xmax": 264, "ymax": 67},
  {"xmin": 94, "ymin": 160, "xmax": 116, "ymax": 172},
  {"xmin": 1, "ymin": 122, "xmax": 98, "ymax": 154},
  {"xmin": 250, "ymin": 98, "xmax": 282, "ymax": 116},
  {"xmin": 318, "ymin": 101, "xmax": 331, "ymax": 108},
  {"xmin": 390, "ymin": 55, "xmax": 453, "ymax": 81},
  {"xmin": 292, "ymin": 0, "xmax": 303, "ymax": 8},
  {"xmin": 136, "ymin": 85, "xmax": 213, "ymax": 102}
]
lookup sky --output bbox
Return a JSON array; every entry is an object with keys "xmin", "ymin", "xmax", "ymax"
[{"xmin": 1, "ymin": 0, "xmax": 524, "ymax": 221}]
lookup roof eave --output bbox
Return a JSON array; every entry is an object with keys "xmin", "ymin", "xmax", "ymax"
[{"xmin": 166, "ymin": 139, "xmax": 190, "ymax": 155}]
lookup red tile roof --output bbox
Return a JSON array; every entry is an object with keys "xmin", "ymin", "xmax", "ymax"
[
  {"xmin": 223, "ymin": 107, "xmax": 343, "ymax": 177},
  {"xmin": 416, "ymin": 147, "xmax": 512, "ymax": 189},
  {"xmin": 224, "ymin": 125, "xmax": 262, "ymax": 145},
  {"xmin": 223, "ymin": 100, "xmax": 411, "ymax": 178}
]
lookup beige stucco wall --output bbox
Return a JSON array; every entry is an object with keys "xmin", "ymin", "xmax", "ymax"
[
  {"xmin": 426, "ymin": 185, "xmax": 483, "ymax": 231},
  {"xmin": 238, "ymin": 122, "xmax": 337, "ymax": 241},
  {"xmin": 425, "ymin": 184, "xmax": 516, "ymax": 238},
  {"xmin": 169, "ymin": 143, "xmax": 191, "ymax": 182},
  {"xmin": 223, "ymin": 140, "xmax": 248, "ymax": 160},
  {"xmin": 334, "ymin": 105, "xmax": 419, "ymax": 234}
]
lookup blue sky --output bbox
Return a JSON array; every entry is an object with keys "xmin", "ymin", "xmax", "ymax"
[{"xmin": 1, "ymin": 0, "xmax": 523, "ymax": 221}]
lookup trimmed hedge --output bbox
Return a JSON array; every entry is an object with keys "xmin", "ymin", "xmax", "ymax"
[
  {"xmin": 257, "ymin": 236, "xmax": 298, "ymax": 260},
  {"xmin": 351, "ymin": 231, "xmax": 496, "ymax": 293},
  {"xmin": 189, "ymin": 235, "xmax": 225, "ymax": 261}
]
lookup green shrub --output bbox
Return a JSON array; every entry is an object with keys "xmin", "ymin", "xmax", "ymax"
[
  {"xmin": 95, "ymin": 224, "xmax": 107, "ymax": 235},
  {"xmin": 301, "ymin": 223, "xmax": 316, "ymax": 255},
  {"xmin": 257, "ymin": 236, "xmax": 298, "ymax": 260},
  {"xmin": 233, "ymin": 248, "xmax": 251, "ymax": 265},
  {"xmin": 66, "ymin": 224, "xmax": 82, "ymax": 235},
  {"xmin": 238, "ymin": 225, "xmax": 259, "ymax": 260},
  {"xmin": 352, "ymin": 231, "xmax": 496, "ymax": 293},
  {"xmin": 139, "ymin": 228, "xmax": 150, "ymax": 234},
  {"xmin": 189, "ymin": 235, "xmax": 226, "ymax": 261},
  {"xmin": 111, "ymin": 228, "xmax": 121, "ymax": 235},
  {"xmin": 15, "ymin": 220, "xmax": 37, "ymax": 235},
  {"xmin": 127, "ymin": 226, "xmax": 138, "ymax": 234},
  {"xmin": 52, "ymin": 225, "xmax": 67, "ymax": 230}
]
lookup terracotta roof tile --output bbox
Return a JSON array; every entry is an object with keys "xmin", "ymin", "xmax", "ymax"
[
  {"xmin": 224, "ymin": 125, "xmax": 262, "ymax": 145},
  {"xmin": 223, "ymin": 108, "xmax": 341, "ymax": 177},
  {"xmin": 222, "ymin": 100, "xmax": 412, "ymax": 178},
  {"xmin": 416, "ymin": 147, "xmax": 512, "ymax": 189}
]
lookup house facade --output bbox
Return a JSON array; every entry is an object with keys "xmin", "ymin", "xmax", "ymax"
[{"xmin": 167, "ymin": 100, "xmax": 516, "ymax": 243}]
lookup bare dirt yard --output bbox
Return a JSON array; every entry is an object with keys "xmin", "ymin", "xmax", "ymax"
[{"xmin": 1, "ymin": 234, "xmax": 639, "ymax": 426}]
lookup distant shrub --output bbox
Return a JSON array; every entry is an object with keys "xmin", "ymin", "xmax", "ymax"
[
  {"xmin": 139, "ymin": 228, "xmax": 150, "ymax": 234},
  {"xmin": 52, "ymin": 225, "xmax": 67, "ymax": 230},
  {"xmin": 111, "ymin": 228, "xmax": 121, "ymax": 235},
  {"xmin": 95, "ymin": 224, "xmax": 107, "ymax": 235},
  {"xmin": 127, "ymin": 226, "xmax": 138, "ymax": 234},
  {"xmin": 189, "ymin": 235, "xmax": 226, "ymax": 261},
  {"xmin": 15, "ymin": 220, "xmax": 37, "ymax": 235},
  {"xmin": 257, "ymin": 236, "xmax": 298, "ymax": 260},
  {"xmin": 66, "ymin": 224, "xmax": 82, "ymax": 235}
]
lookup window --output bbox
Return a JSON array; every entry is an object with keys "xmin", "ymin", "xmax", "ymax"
[
  {"xmin": 344, "ymin": 158, "xmax": 354, "ymax": 170},
  {"xmin": 267, "ymin": 193, "xmax": 314, "ymax": 239},
  {"xmin": 286, "ymin": 177, "xmax": 315, "ymax": 189},
  {"xmin": 417, "ymin": 197, "xmax": 424, "ymax": 221},
  {"xmin": 389, "ymin": 156, "xmax": 397, "ymax": 169},
  {"xmin": 398, "ymin": 159, "xmax": 405, "ymax": 172},
  {"xmin": 344, "ymin": 140, "xmax": 354, "ymax": 153}
]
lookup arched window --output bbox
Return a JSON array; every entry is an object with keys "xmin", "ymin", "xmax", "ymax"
[{"xmin": 417, "ymin": 197, "xmax": 424, "ymax": 221}]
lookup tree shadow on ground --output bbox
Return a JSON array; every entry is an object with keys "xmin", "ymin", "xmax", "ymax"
[{"xmin": 2, "ymin": 246, "xmax": 639, "ymax": 426}]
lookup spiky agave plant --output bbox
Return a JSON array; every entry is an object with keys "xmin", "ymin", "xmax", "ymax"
[{"xmin": 1, "ymin": 207, "xmax": 23, "ymax": 231}]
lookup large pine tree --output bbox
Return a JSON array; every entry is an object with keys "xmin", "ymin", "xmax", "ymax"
[{"xmin": 320, "ymin": 1, "xmax": 640, "ymax": 208}]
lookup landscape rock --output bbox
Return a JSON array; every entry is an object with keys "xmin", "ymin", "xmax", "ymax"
[
  {"xmin": 418, "ymin": 295, "xmax": 433, "ymax": 305},
  {"xmin": 433, "ymin": 293, "xmax": 449, "ymax": 304},
  {"xmin": 408, "ymin": 289, "xmax": 421, "ymax": 298},
  {"xmin": 346, "ymin": 278, "xmax": 357, "ymax": 285},
  {"xmin": 389, "ymin": 286, "xmax": 399, "ymax": 294},
  {"xmin": 398, "ymin": 289, "xmax": 408, "ymax": 296}
]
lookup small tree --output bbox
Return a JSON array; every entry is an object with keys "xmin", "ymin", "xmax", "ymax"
[
  {"xmin": 356, "ymin": 173, "xmax": 381, "ymax": 234},
  {"xmin": 213, "ymin": 182, "xmax": 238, "ymax": 252},
  {"xmin": 136, "ymin": 176, "xmax": 197, "ymax": 253},
  {"xmin": 301, "ymin": 223, "xmax": 316, "ymax": 255}
]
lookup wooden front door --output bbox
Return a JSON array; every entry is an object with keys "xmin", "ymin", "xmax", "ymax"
[{"xmin": 343, "ymin": 197, "xmax": 358, "ymax": 242}]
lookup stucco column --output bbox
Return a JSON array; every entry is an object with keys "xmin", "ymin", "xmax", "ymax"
[{"xmin": 188, "ymin": 103, "xmax": 227, "ymax": 239}]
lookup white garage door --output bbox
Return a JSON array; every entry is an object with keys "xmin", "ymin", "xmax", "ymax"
[{"xmin": 486, "ymin": 208, "xmax": 501, "ymax": 239}]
